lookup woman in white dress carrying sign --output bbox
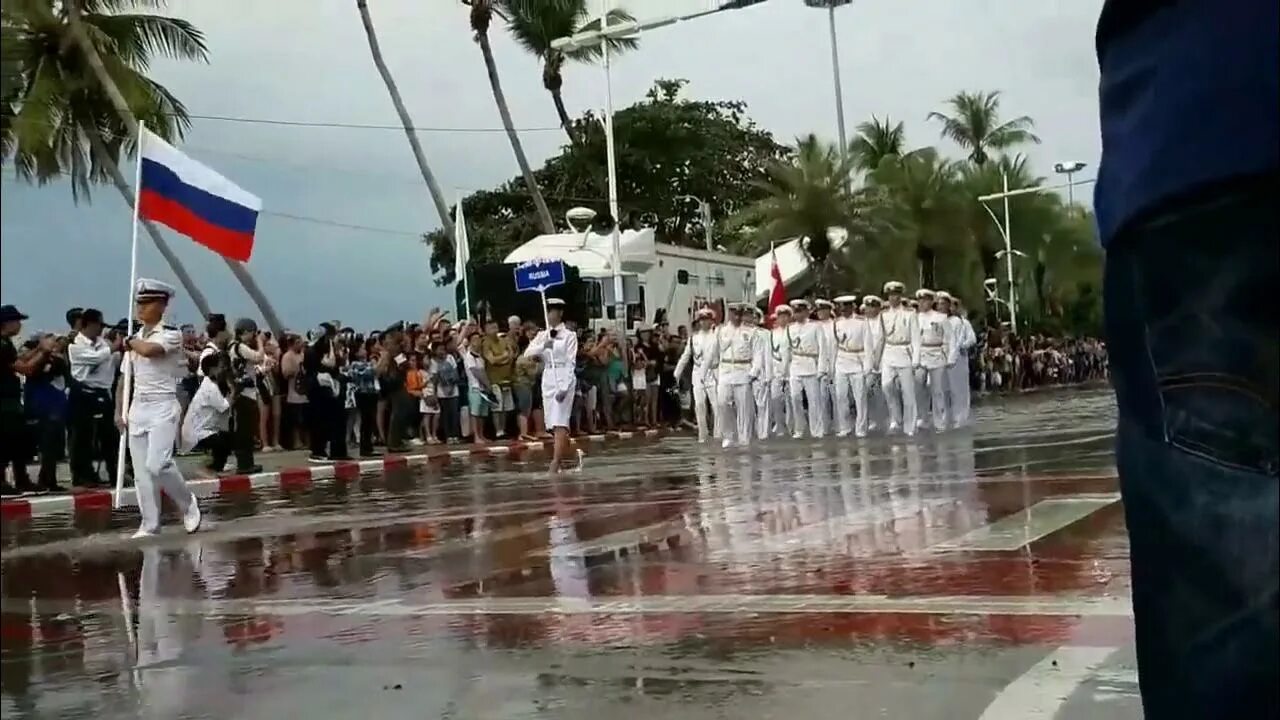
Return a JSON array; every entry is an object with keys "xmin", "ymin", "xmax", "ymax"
[{"xmin": 522, "ymin": 297, "xmax": 577, "ymax": 473}]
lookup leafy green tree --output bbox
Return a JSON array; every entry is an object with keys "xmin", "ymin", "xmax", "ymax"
[
  {"xmin": 500, "ymin": 0, "xmax": 637, "ymax": 146},
  {"xmin": 849, "ymin": 116, "xmax": 905, "ymax": 172},
  {"xmin": 928, "ymin": 90, "xmax": 1040, "ymax": 166},
  {"xmin": 870, "ymin": 146, "xmax": 965, "ymax": 291},
  {"xmin": 462, "ymin": 0, "xmax": 556, "ymax": 234},
  {"xmin": 425, "ymin": 78, "xmax": 787, "ymax": 282}
]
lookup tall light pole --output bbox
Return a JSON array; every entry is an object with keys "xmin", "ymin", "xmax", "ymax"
[
  {"xmin": 600, "ymin": 0, "xmax": 624, "ymax": 330},
  {"xmin": 804, "ymin": 0, "xmax": 853, "ymax": 153},
  {"xmin": 977, "ymin": 171, "xmax": 1025, "ymax": 335},
  {"xmin": 1053, "ymin": 160, "xmax": 1088, "ymax": 206}
]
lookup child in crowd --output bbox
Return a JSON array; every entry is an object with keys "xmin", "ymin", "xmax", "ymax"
[
  {"xmin": 420, "ymin": 351, "xmax": 440, "ymax": 443},
  {"xmin": 404, "ymin": 352, "xmax": 427, "ymax": 446},
  {"xmin": 182, "ymin": 353, "xmax": 233, "ymax": 473}
]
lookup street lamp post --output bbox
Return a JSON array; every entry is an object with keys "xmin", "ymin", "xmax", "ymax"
[
  {"xmin": 1053, "ymin": 160, "xmax": 1088, "ymax": 206},
  {"xmin": 804, "ymin": 0, "xmax": 852, "ymax": 153},
  {"xmin": 600, "ymin": 0, "xmax": 624, "ymax": 332}
]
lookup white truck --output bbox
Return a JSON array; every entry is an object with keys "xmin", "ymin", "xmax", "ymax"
[{"xmin": 504, "ymin": 228, "xmax": 757, "ymax": 332}]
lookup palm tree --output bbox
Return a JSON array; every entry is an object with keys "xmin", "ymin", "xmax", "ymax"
[
  {"xmin": 462, "ymin": 0, "xmax": 556, "ymax": 235},
  {"xmin": 927, "ymin": 90, "xmax": 1040, "ymax": 166},
  {"xmin": 848, "ymin": 116, "xmax": 905, "ymax": 172},
  {"xmin": 501, "ymin": 0, "xmax": 637, "ymax": 147},
  {"xmin": 356, "ymin": 0, "xmax": 455, "ymax": 258},
  {"xmin": 3, "ymin": 0, "xmax": 212, "ymax": 318},
  {"xmin": 732, "ymin": 134, "xmax": 892, "ymax": 292},
  {"xmin": 870, "ymin": 146, "xmax": 964, "ymax": 290}
]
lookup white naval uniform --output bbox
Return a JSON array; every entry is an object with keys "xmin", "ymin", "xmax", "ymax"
[
  {"xmin": 787, "ymin": 320, "xmax": 832, "ymax": 438},
  {"xmin": 674, "ymin": 329, "xmax": 720, "ymax": 442},
  {"xmin": 523, "ymin": 324, "xmax": 577, "ymax": 430},
  {"xmin": 714, "ymin": 323, "xmax": 761, "ymax": 448},
  {"xmin": 916, "ymin": 309, "xmax": 956, "ymax": 431},
  {"xmin": 752, "ymin": 326, "xmax": 772, "ymax": 440},
  {"xmin": 861, "ymin": 316, "xmax": 888, "ymax": 432},
  {"xmin": 816, "ymin": 317, "xmax": 838, "ymax": 434},
  {"xmin": 833, "ymin": 316, "xmax": 874, "ymax": 438},
  {"xmin": 878, "ymin": 305, "xmax": 920, "ymax": 435},
  {"xmin": 947, "ymin": 314, "xmax": 977, "ymax": 427},
  {"xmin": 768, "ymin": 326, "xmax": 793, "ymax": 437},
  {"xmin": 126, "ymin": 322, "xmax": 198, "ymax": 534}
]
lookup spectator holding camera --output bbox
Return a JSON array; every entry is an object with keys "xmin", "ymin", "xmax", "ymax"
[
  {"xmin": 227, "ymin": 318, "xmax": 266, "ymax": 474},
  {"xmin": 67, "ymin": 308, "xmax": 121, "ymax": 488}
]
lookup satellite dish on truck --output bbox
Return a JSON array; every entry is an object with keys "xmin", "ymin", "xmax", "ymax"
[{"xmin": 566, "ymin": 207, "xmax": 597, "ymax": 232}]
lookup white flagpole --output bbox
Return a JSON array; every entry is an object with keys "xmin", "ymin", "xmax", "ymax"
[{"xmin": 114, "ymin": 122, "xmax": 145, "ymax": 509}]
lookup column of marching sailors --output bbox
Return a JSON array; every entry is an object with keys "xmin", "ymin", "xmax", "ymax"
[{"xmin": 676, "ymin": 281, "xmax": 978, "ymax": 447}]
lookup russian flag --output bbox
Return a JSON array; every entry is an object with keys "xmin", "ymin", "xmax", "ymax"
[{"xmin": 137, "ymin": 128, "xmax": 261, "ymax": 262}]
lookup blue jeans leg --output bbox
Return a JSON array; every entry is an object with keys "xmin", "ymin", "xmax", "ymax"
[{"xmin": 1105, "ymin": 173, "xmax": 1279, "ymax": 719}]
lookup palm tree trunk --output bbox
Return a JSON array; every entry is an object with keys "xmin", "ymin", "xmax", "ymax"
[
  {"xmin": 356, "ymin": 0, "xmax": 455, "ymax": 252},
  {"xmin": 88, "ymin": 131, "xmax": 211, "ymax": 319},
  {"xmin": 917, "ymin": 246, "xmax": 936, "ymax": 289},
  {"xmin": 550, "ymin": 87, "xmax": 578, "ymax": 147},
  {"xmin": 67, "ymin": 1, "xmax": 284, "ymax": 337},
  {"xmin": 475, "ymin": 31, "xmax": 556, "ymax": 235}
]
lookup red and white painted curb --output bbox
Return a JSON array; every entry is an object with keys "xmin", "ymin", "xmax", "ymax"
[{"xmin": 0, "ymin": 429, "xmax": 664, "ymax": 522}]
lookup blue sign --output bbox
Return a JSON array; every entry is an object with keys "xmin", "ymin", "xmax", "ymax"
[{"xmin": 514, "ymin": 258, "xmax": 567, "ymax": 293}]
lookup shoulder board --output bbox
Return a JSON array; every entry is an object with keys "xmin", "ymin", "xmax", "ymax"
[{"xmin": 163, "ymin": 324, "xmax": 178, "ymax": 331}]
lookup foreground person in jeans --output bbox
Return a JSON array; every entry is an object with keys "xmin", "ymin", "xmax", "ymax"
[{"xmin": 1095, "ymin": 2, "xmax": 1278, "ymax": 717}]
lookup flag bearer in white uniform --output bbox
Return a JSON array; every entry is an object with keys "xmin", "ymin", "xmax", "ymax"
[
  {"xmin": 787, "ymin": 299, "xmax": 831, "ymax": 438},
  {"xmin": 860, "ymin": 295, "xmax": 888, "ymax": 432},
  {"xmin": 674, "ymin": 308, "xmax": 720, "ymax": 443},
  {"xmin": 941, "ymin": 293, "xmax": 977, "ymax": 427},
  {"xmin": 767, "ymin": 305, "xmax": 793, "ymax": 438},
  {"xmin": 715, "ymin": 304, "xmax": 761, "ymax": 448},
  {"xmin": 522, "ymin": 298, "xmax": 577, "ymax": 472},
  {"xmin": 744, "ymin": 307, "xmax": 772, "ymax": 440},
  {"xmin": 878, "ymin": 281, "xmax": 919, "ymax": 436},
  {"xmin": 914, "ymin": 288, "xmax": 956, "ymax": 432},
  {"xmin": 832, "ymin": 295, "xmax": 872, "ymax": 438},
  {"xmin": 118, "ymin": 279, "xmax": 201, "ymax": 538}
]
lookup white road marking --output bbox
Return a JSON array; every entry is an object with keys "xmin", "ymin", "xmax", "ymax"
[
  {"xmin": 979, "ymin": 645, "xmax": 1121, "ymax": 719},
  {"xmin": 927, "ymin": 493, "xmax": 1121, "ymax": 552}
]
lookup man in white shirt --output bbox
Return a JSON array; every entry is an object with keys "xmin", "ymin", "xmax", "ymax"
[
  {"xmin": 914, "ymin": 289, "xmax": 956, "ymax": 432},
  {"xmin": 941, "ymin": 293, "xmax": 977, "ymax": 428},
  {"xmin": 715, "ymin": 303, "xmax": 761, "ymax": 448},
  {"xmin": 832, "ymin": 295, "xmax": 874, "ymax": 438},
  {"xmin": 182, "ymin": 353, "xmax": 233, "ymax": 472},
  {"xmin": 860, "ymin": 296, "xmax": 889, "ymax": 433},
  {"xmin": 67, "ymin": 308, "xmax": 120, "ymax": 488},
  {"xmin": 744, "ymin": 306, "xmax": 772, "ymax": 441},
  {"xmin": 878, "ymin": 281, "xmax": 919, "ymax": 436},
  {"xmin": 673, "ymin": 308, "xmax": 720, "ymax": 443},
  {"xmin": 812, "ymin": 298, "xmax": 838, "ymax": 430},
  {"xmin": 787, "ymin": 299, "xmax": 832, "ymax": 438},
  {"xmin": 767, "ymin": 305, "xmax": 793, "ymax": 438},
  {"xmin": 117, "ymin": 278, "xmax": 201, "ymax": 538}
]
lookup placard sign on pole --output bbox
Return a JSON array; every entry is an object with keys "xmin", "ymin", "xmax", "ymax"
[{"xmin": 514, "ymin": 258, "xmax": 567, "ymax": 327}]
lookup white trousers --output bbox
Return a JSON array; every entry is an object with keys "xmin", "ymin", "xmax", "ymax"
[
  {"xmin": 834, "ymin": 371, "xmax": 870, "ymax": 437},
  {"xmin": 948, "ymin": 356, "xmax": 971, "ymax": 426},
  {"xmin": 881, "ymin": 365, "xmax": 918, "ymax": 436},
  {"xmin": 918, "ymin": 365, "xmax": 950, "ymax": 432},
  {"xmin": 788, "ymin": 375, "xmax": 826, "ymax": 438},
  {"xmin": 717, "ymin": 382, "xmax": 755, "ymax": 447},
  {"xmin": 691, "ymin": 382, "xmax": 716, "ymax": 442},
  {"xmin": 752, "ymin": 380, "xmax": 771, "ymax": 440},
  {"xmin": 769, "ymin": 378, "xmax": 791, "ymax": 437},
  {"xmin": 128, "ymin": 396, "xmax": 195, "ymax": 534}
]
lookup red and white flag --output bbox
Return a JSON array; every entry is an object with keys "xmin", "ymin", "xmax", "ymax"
[{"xmin": 766, "ymin": 244, "xmax": 786, "ymax": 327}]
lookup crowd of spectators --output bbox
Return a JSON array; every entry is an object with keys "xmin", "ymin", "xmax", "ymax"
[{"xmin": 973, "ymin": 333, "xmax": 1109, "ymax": 393}]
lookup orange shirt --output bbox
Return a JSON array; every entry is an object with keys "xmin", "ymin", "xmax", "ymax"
[{"xmin": 405, "ymin": 368, "xmax": 426, "ymax": 396}]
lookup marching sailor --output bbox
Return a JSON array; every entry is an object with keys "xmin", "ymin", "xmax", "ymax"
[
  {"xmin": 715, "ymin": 303, "xmax": 761, "ymax": 448},
  {"xmin": 743, "ymin": 306, "xmax": 773, "ymax": 441},
  {"xmin": 674, "ymin": 307, "xmax": 720, "ymax": 443},
  {"xmin": 860, "ymin": 295, "xmax": 888, "ymax": 432},
  {"xmin": 116, "ymin": 279, "xmax": 202, "ymax": 538},
  {"xmin": 832, "ymin": 295, "xmax": 873, "ymax": 438},
  {"xmin": 914, "ymin": 289, "xmax": 956, "ymax": 432},
  {"xmin": 878, "ymin": 281, "xmax": 920, "ymax": 436},
  {"xmin": 941, "ymin": 293, "xmax": 977, "ymax": 427},
  {"xmin": 787, "ymin": 299, "xmax": 831, "ymax": 438},
  {"xmin": 522, "ymin": 298, "xmax": 577, "ymax": 472},
  {"xmin": 768, "ymin": 305, "xmax": 793, "ymax": 438},
  {"xmin": 812, "ymin": 298, "xmax": 838, "ymax": 432}
]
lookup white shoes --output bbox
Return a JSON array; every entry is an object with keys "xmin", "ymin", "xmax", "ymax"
[
  {"xmin": 183, "ymin": 501, "xmax": 202, "ymax": 534},
  {"xmin": 131, "ymin": 528, "xmax": 158, "ymax": 540}
]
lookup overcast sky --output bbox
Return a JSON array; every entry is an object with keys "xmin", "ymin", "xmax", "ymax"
[{"xmin": 0, "ymin": 0, "xmax": 1104, "ymax": 331}]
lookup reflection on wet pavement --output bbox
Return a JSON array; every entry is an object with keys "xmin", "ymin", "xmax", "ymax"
[{"xmin": 0, "ymin": 388, "xmax": 1141, "ymax": 719}]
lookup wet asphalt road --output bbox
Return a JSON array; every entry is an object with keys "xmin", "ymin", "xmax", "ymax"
[{"xmin": 0, "ymin": 387, "xmax": 1141, "ymax": 719}]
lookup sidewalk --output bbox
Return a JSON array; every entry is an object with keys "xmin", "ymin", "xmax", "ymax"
[{"xmin": 0, "ymin": 429, "xmax": 666, "ymax": 523}]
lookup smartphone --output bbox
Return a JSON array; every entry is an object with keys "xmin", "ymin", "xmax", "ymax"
[{"xmin": 550, "ymin": 329, "xmax": 559, "ymax": 340}]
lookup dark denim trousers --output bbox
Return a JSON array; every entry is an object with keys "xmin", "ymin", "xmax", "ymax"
[{"xmin": 1105, "ymin": 173, "xmax": 1278, "ymax": 719}]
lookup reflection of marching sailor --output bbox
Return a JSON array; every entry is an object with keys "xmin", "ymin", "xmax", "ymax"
[
  {"xmin": 715, "ymin": 304, "xmax": 762, "ymax": 448},
  {"xmin": 913, "ymin": 289, "xmax": 956, "ymax": 432},
  {"xmin": 521, "ymin": 298, "xmax": 577, "ymax": 472},
  {"xmin": 941, "ymin": 293, "xmax": 977, "ymax": 428},
  {"xmin": 787, "ymin": 300, "xmax": 831, "ymax": 438},
  {"xmin": 674, "ymin": 308, "xmax": 720, "ymax": 443},
  {"xmin": 832, "ymin": 295, "xmax": 875, "ymax": 438},
  {"xmin": 744, "ymin": 306, "xmax": 772, "ymax": 441},
  {"xmin": 118, "ymin": 279, "xmax": 201, "ymax": 539},
  {"xmin": 767, "ymin": 305, "xmax": 793, "ymax": 437},
  {"xmin": 878, "ymin": 281, "xmax": 919, "ymax": 436}
]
